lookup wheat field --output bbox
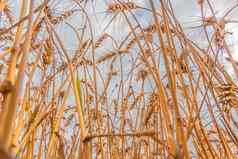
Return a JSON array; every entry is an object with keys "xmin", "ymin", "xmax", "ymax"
[{"xmin": 0, "ymin": 0, "xmax": 238, "ymax": 158}]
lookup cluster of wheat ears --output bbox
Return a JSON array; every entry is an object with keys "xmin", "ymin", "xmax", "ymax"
[{"xmin": 0, "ymin": 0, "xmax": 238, "ymax": 158}]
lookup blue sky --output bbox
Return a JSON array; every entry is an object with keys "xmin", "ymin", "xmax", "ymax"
[{"xmin": 5, "ymin": 0, "xmax": 238, "ymax": 157}]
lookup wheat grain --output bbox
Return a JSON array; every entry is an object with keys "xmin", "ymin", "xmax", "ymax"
[
  {"xmin": 95, "ymin": 33, "xmax": 108, "ymax": 48},
  {"xmin": 97, "ymin": 51, "xmax": 117, "ymax": 64},
  {"xmin": 107, "ymin": 2, "xmax": 137, "ymax": 13}
]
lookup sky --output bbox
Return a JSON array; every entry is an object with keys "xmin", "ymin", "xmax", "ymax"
[
  {"xmin": 7, "ymin": 0, "xmax": 238, "ymax": 111},
  {"xmin": 9, "ymin": 0, "xmax": 235, "ymax": 62},
  {"xmin": 4, "ymin": 0, "xmax": 238, "ymax": 157}
]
